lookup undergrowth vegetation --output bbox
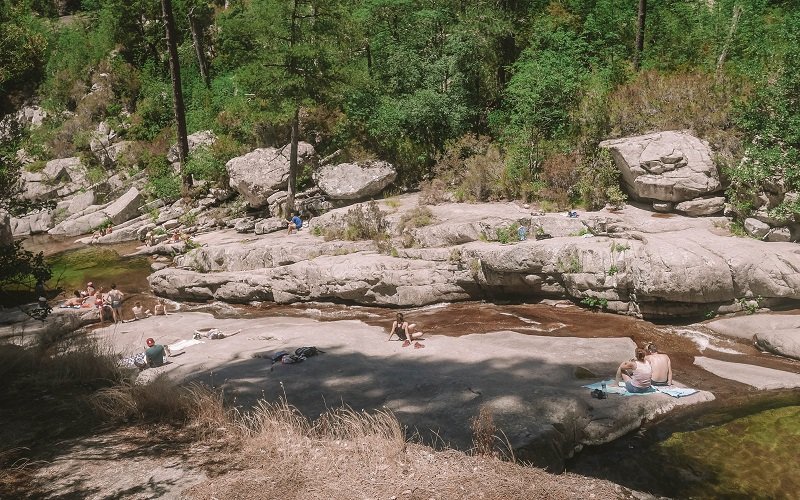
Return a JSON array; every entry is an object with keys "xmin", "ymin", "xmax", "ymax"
[{"xmin": 2, "ymin": 1, "xmax": 796, "ymax": 215}]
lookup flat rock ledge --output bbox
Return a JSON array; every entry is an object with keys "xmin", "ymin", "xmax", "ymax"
[
  {"xmin": 93, "ymin": 312, "xmax": 714, "ymax": 471},
  {"xmin": 150, "ymin": 201, "xmax": 800, "ymax": 319}
]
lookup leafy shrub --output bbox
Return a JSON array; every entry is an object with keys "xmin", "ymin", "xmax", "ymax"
[
  {"xmin": 323, "ymin": 201, "xmax": 389, "ymax": 249},
  {"xmin": 607, "ymin": 70, "xmax": 746, "ymax": 159},
  {"xmin": 575, "ymin": 148, "xmax": 627, "ymax": 210},
  {"xmin": 434, "ymin": 134, "xmax": 506, "ymax": 202},
  {"xmin": 581, "ymin": 296, "xmax": 608, "ymax": 310},
  {"xmin": 185, "ymin": 147, "xmax": 226, "ymax": 185},
  {"xmin": 141, "ymin": 152, "xmax": 180, "ymax": 202},
  {"xmin": 494, "ymin": 223, "xmax": 522, "ymax": 244}
]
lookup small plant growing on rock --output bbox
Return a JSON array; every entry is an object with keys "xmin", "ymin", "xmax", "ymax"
[
  {"xmin": 310, "ymin": 226, "xmax": 322, "ymax": 237},
  {"xmin": 581, "ymin": 296, "xmax": 608, "ymax": 310},
  {"xmin": 737, "ymin": 296, "xmax": 763, "ymax": 315},
  {"xmin": 398, "ymin": 206, "xmax": 434, "ymax": 234},
  {"xmin": 557, "ymin": 254, "xmax": 582, "ymax": 274},
  {"xmin": 494, "ymin": 223, "xmax": 521, "ymax": 244},
  {"xmin": 607, "ymin": 264, "xmax": 619, "ymax": 276}
]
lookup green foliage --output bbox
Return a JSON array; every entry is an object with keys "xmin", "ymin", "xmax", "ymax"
[
  {"xmin": 141, "ymin": 152, "xmax": 180, "ymax": 202},
  {"xmin": 0, "ymin": 6, "xmax": 48, "ymax": 100},
  {"xmin": 737, "ymin": 296, "xmax": 763, "ymax": 315},
  {"xmin": 184, "ymin": 147, "xmax": 226, "ymax": 185},
  {"xmin": 581, "ymin": 296, "xmax": 608, "ymax": 310},
  {"xmin": 324, "ymin": 200, "xmax": 388, "ymax": 241},
  {"xmin": 575, "ymin": 148, "xmax": 627, "ymax": 210},
  {"xmin": 494, "ymin": 223, "xmax": 521, "ymax": 244}
]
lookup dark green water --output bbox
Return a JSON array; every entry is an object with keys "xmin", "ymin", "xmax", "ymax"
[
  {"xmin": 46, "ymin": 246, "xmax": 151, "ymax": 297},
  {"xmin": 568, "ymin": 390, "xmax": 800, "ymax": 499}
]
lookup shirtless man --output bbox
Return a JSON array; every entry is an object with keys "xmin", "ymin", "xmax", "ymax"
[{"xmin": 645, "ymin": 342, "xmax": 673, "ymax": 386}]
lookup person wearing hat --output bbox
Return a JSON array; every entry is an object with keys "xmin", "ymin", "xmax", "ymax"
[{"xmin": 144, "ymin": 338, "xmax": 171, "ymax": 368}]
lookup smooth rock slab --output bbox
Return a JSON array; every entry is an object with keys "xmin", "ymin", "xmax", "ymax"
[
  {"xmin": 694, "ymin": 356, "xmax": 800, "ymax": 389},
  {"xmin": 93, "ymin": 312, "xmax": 712, "ymax": 471}
]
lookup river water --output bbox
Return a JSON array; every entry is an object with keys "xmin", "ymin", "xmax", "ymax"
[{"xmin": 25, "ymin": 237, "xmax": 800, "ymax": 498}]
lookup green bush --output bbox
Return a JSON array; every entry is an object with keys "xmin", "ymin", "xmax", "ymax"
[
  {"xmin": 575, "ymin": 148, "xmax": 626, "ymax": 210},
  {"xmin": 141, "ymin": 152, "xmax": 180, "ymax": 202}
]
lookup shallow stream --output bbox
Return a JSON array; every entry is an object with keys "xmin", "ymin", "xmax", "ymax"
[{"xmin": 25, "ymin": 238, "xmax": 800, "ymax": 499}]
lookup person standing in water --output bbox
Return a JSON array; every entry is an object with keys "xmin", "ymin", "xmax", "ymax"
[{"xmin": 106, "ymin": 284, "xmax": 125, "ymax": 324}]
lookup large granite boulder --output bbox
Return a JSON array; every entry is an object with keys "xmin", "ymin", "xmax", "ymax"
[
  {"xmin": 674, "ymin": 196, "xmax": 725, "ymax": 217},
  {"xmin": 167, "ymin": 130, "xmax": 218, "ymax": 163},
  {"xmin": 0, "ymin": 105, "xmax": 47, "ymax": 142},
  {"xmin": 49, "ymin": 187, "xmax": 144, "ymax": 236},
  {"xmin": 10, "ymin": 211, "xmax": 54, "ymax": 235},
  {"xmin": 600, "ymin": 131, "xmax": 721, "ymax": 202},
  {"xmin": 20, "ymin": 157, "xmax": 91, "ymax": 202},
  {"xmin": 314, "ymin": 160, "xmax": 397, "ymax": 200},
  {"xmin": 705, "ymin": 314, "xmax": 800, "ymax": 360},
  {"xmin": 226, "ymin": 142, "xmax": 315, "ymax": 208}
]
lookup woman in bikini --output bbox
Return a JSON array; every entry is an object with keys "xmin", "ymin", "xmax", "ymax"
[{"xmin": 388, "ymin": 312, "xmax": 424, "ymax": 346}]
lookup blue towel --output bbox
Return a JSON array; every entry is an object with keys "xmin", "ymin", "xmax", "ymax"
[{"xmin": 582, "ymin": 379, "xmax": 698, "ymax": 398}]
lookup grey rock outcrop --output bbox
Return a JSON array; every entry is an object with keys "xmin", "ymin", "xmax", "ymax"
[
  {"xmin": 314, "ymin": 160, "xmax": 397, "ymax": 200},
  {"xmin": 226, "ymin": 142, "xmax": 315, "ymax": 208},
  {"xmin": 705, "ymin": 314, "xmax": 800, "ymax": 360},
  {"xmin": 254, "ymin": 218, "xmax": 286, "ymax": 235},
  {"xmin": 11, "ymin": 211, "xmax": 53, "ymax": 235},
  {"xmin": 50, "ymin": 187, "xmax": 144, "ymax": 236},
  {"xmin": 0, "ymin": 105, "xmax": 47, "ymax": 141},
  {"xmin": 600, "ymin": 131, "xmax": 721, "ymax": 202},
  {"xmin": 674, "ymin": 196, "xmax": 725, "ymax": 217},
  {"xmin": 154, "ymin": 200, "xmax": 800, "ymax": 319},
  {"xmin": 167, "ymin": 130, "xmax": 218, "ymax": 163},
  {"xmin": 744, "ymin": 217, "xmax": 770, "ymax": 239}
]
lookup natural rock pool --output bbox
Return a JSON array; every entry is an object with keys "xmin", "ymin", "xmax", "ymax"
[{"xmin": 23, "ymin": 237, "xmax": 800, "ymax": 498}]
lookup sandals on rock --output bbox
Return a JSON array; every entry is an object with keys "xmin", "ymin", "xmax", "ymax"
[
  {"xmin": 414, "ymin": 342, "xmax": 425, "ymax": 349},
  {"xmin": 402, "ymin": 340, "xmax": 411, "ymax": 347}
]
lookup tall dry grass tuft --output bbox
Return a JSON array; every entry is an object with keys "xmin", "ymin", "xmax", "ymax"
[
  {"xmin": 89, "ymin": 378, "xmax": 229, "ymax": 433},
  {"xmin": 471, "ymin": 405, "xmax": 497, "ymax": 457}
]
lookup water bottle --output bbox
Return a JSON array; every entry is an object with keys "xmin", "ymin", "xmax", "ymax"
[{"xmin": 601, "ymin": 381, "xmax": 607, "ymax": 394}]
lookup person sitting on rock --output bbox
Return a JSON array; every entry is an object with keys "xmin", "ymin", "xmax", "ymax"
[
  {"xmin": 86, "ymin": 281, "xmax": 96, "ymax": 297},
  {"xmin": 94, "ymin": 290, "xmax": 109, "ymax": 325},
  {"xmin": 645, "ymin": 342, "xmax": 673, "ymax": 386},
  {"xmin": 615, "ymin": 348, "xmax": 652, "ymax": 393},
  {"xmin": 143, "ymin": 338, "xmax": 171, "ymax": 368},
  {"xmin": 131, "ymin": 301, "xmax": 151, "ymax": 320},
  {"xmin": 153, "ymin": 299, "xmax": 168, "ymax": 316},
  {"xmin": 287, "ymin": 212, "xmax": 303, "ymax": 235},
  {"xmin": 388, "ymin": 312, "xmax": 424, "ymax": 346},
  {"xmin": 170, "ymin": 231, "xmax": 181, "ymax": 243}
]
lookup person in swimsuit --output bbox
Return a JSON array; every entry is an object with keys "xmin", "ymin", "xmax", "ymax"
[
  {"xmin": 388, "ymin": 312, "xmax": 424, "ymax": 345},
  {"xmin": 645, "ymin": 342, "xmax": 673, "ymax": 386},
  {"xmin": 615, "ymin": 348, "xmax": 653, "ymax": 393},
  {"xmin": 106, "ymin": 284, "xmax": 125, "ymax": 324}
]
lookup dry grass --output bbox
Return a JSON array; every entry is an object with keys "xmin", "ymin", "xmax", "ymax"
[
  {"xmin": 1, "ymin": 339, "xmax": 627, "ymax": 499},
  {"xmin": 182, "ymin": 399, "xmax": 625, "ymax": 500}
]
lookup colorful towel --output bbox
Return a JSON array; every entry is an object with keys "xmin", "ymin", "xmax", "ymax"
[{"xmin": 583, "ymin": 379, "xmax": 698, "ymax": 398}]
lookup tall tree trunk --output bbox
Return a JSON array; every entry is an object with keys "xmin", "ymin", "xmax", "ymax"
[
  {"xmin": 633, "ymin": 0, "xmax": 647, "ymax": 71},
  {"xmin": 188, "ymin": 8, "xmax": 210, "ymax": 88},
  {"xmin": 286, "ymin": 107, "xmax": 300, "ymax": 216},
  {"xmin": 161, "ymin": 0, "xmax": 192, "ymax": 194}
]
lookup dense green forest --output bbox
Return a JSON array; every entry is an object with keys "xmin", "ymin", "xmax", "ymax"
[{"xmin": 1, "ymin": 0, "xmax": 799, "ymax": 214}]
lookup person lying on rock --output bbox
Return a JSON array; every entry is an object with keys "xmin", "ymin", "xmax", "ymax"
[
  {"xmin": 645, "ymin": 342, "xmax": 673, "ymax": 386},
  {"xmin": 388, "ymin": 312, "xmax": 424, "ymax": 346},
  {"xmin": 62, "ymin": 290, "xmax": 83, "ymax": 307},
  {"xmin": 143, "ymin": 337, "xmax": 171, "ymax": 368},
  {"xmin": 615, "ymin": 348, "xmax": 652, "ymax": 393}
]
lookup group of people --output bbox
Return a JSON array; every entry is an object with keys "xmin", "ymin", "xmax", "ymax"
[
  {"xmin": 61, "ymin": 281, "xmax": 169, "ymax": 325},
  {"xmin": 89, "ymin": 225, "xmax": 113, "ymax": 244},
  {"xmin": 615, "ymin": 342, "xmax": 673, "ymax": 393}
]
